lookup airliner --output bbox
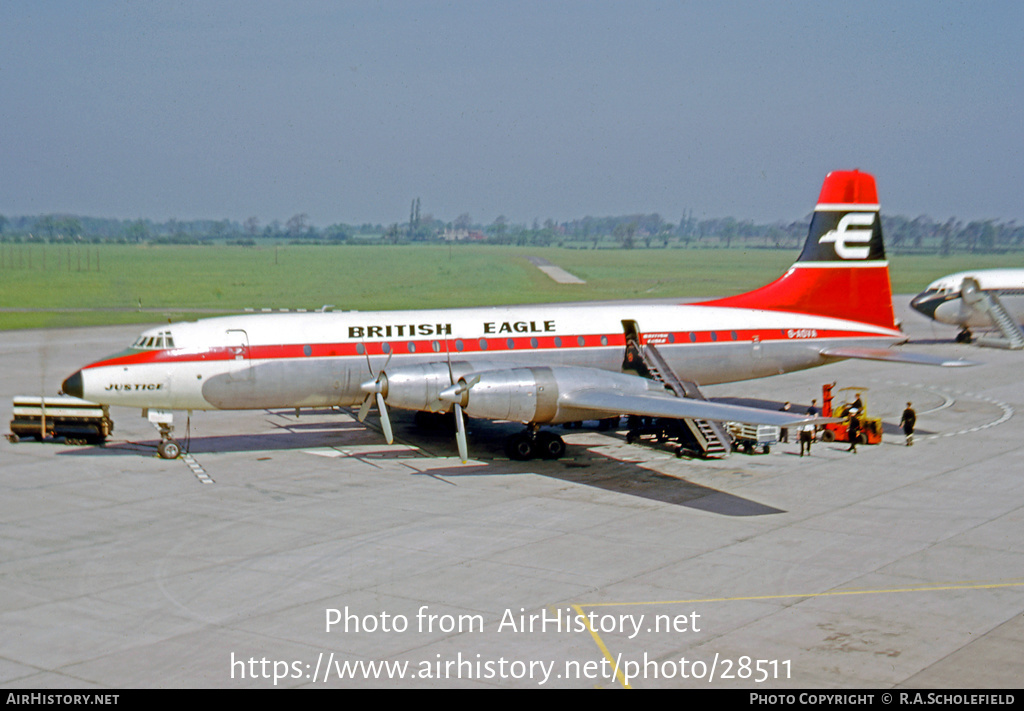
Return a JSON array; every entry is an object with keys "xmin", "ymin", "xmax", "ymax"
[
  {"xmin": 910, "ymin": 269, "xmax": 1024, "ymax": 346},
  {"xmin": 62, "ymin": 170, "xmax": 969, "ymax": 460}
]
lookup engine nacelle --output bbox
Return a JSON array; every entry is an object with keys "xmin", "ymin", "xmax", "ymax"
[
  {"xmin": 377, "ymin": 360, "xmax": 507, "ymax": 413},
  {"xmin": 449, "ymin": 366, "xmax": 666, "ymax": 424}
]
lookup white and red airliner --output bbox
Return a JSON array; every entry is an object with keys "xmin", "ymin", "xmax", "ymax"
[{"xmin": 62, "ymin": 171, "xmax": 968, "ymax": 460}]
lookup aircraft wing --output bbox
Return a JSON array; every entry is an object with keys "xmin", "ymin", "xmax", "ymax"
[
  {"xmin": 819, "ymin": 346, "xmax": 978, "ymax": 367},
  {"xmin": 562, "ymin": 389, "xmax": 822, "ymax": 427}
]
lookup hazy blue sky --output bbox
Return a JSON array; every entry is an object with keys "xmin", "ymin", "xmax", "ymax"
[{"xmin": 2, "ymin": 1, "xmax": 1022, "ymax": 227}]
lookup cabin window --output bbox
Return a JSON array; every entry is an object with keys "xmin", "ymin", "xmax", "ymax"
[
  {"xmin": 601, "ymin": 336, "xmax": 608, "ymax": 346},
  {"xmin": 506, "ymin": 338, "xmax": 515, "ymax": 349},
  {"xmin": 578, "ymin": 336, "xmax": 586, "ymax": 346},
  {"xmin": 689, "ymin": 332, "xmax": 696, "ymax": 343},
  {"xmin": 303, "ymin": 345, "xmax": 312, "ymax": 356},
  {"xmin": 455, "ymin": 339, "xmax": 464, "ymax": 352},
  {"xmin": 432, "ymin": 340, "xmax": 440, "ymax": 352},
  {"xmin": 479, "ymin": 338, "xmax": 488, "ymax": 350},
  {"xmin": 554, "ymin": 337, "xmax": 562, "ymax": 347},
  {"xmin": 530, "ymin": 337, "xmax": 539, "ymax": 348},
  {"xmin": 382, "ymin": 342, "xmax": 391, "ymax": 354},
  {"xmin": 356, "ymin": 343, "xmax": 365, "ymax": 355},
  {"xmin": 408, "ymin": 342, "xmax": 416, "ymax": 353}
]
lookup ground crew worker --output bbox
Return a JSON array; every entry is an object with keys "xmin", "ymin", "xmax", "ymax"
[
  {"xmin": 808, "ymin": 398, "xmax": 820, "ymax": 437},
  {"xmin": 852, "ymin": 394, "xmax": 863, "ymax": 413},
  {"xmin": 900, "ymin": 402, "xmax": 917, "ymax": 446},
  {"xmin": 847, "ymin": 414, "xmax": 860, "ymax": 453},
  {"xmin": 799, "ymin": 421, "xmax": 814, "ymax": 456}
]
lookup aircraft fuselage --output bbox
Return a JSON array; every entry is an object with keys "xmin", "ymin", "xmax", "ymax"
[
  {"xmin": 65, "ymin": 302, "xmax": 902, "ymax": 413},
  {"xmin": 911, "ymin": 269, "xmax": 1024, "ymax": 328}
]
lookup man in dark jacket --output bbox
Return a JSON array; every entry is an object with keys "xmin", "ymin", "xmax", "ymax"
[
  {"xmin": 847, "ymin": 414, "xmax": 860, "ymax": 453},
  {"xmin": 900, "ymin": 402, "xmax": 917, "ymax": 447}
]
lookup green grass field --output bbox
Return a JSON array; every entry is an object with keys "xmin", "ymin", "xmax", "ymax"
[{"xmin": 1, "ymin": 243, "xmax": 1022, "ymax": 330}]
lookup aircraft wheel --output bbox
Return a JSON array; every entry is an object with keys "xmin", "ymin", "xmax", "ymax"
[
  {"xmin": 536, "ymin": 431, "xmax": 566, "ymax": 460},
  {"xmin": 505, "ymin": 433, "xmax": 536, "ymax": 461},
  {"xmin": 158, "ymin": 439, "xmax": 181, "ymax": 460},
  {"xmin": 6, "ymin": 434, "xmax": 19, "ymax": 444}
]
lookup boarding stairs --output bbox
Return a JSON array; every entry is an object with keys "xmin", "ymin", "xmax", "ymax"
[
  {"xmin": 621, "ymin": 324, "xmax": 729, "ymax": 458},
  {"xmin": 961, "ymin": 278, "xmax": 1024, "ymax": 350}
]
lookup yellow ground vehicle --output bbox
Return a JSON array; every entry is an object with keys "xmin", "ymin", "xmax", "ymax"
[{"xmin": 820, "ymin": 384, "xmax": 883, "ymax": 445}]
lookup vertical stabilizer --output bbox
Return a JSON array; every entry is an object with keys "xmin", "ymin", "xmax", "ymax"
[{"xmin": 701, "ymin": 171, "xmax": 897, "ymax": 330}]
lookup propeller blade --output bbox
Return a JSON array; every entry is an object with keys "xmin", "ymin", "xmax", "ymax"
[
  {"xmin": 357, "ymin": 395, "xmax": 372, "ymax": 422},
  {"xmin": 376, "ymin": 392, "xmax": 393, "ymax": 444},
  {"xmin": 454, "ymin": 403, "xmax": 468, "ymax": 463}
]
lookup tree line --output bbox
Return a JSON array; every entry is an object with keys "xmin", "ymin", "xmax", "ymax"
[{"xmin": 1, "ymin": 208, "xmax": 1021, "ymax": 254}]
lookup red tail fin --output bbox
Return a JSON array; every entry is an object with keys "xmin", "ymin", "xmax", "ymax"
[{"xmin": 701, "ymin": 170, "xmax": 897, "ymax": 330}]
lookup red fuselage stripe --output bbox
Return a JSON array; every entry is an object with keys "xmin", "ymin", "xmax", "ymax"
[{"xmin": 84, "ymin": 327, "xmax": 891, "ymax": 370}]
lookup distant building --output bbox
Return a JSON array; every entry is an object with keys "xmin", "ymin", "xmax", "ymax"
[{"xmin": 443, "ymin": 228, "xmax": 485, "ymax": 242}]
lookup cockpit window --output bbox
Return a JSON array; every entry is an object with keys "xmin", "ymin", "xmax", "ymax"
[{"xmin": 132, "ymin": 330, "xmax": 175, "ymax": 350}]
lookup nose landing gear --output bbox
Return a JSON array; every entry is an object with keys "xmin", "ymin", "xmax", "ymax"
[
  {"xmin": 156, "ymin": 422, "xmax": 181, "ymax": 459},
  {"xmin": 148, "ymin": 410, "xmax": 182, "ymax": 460},
  {"xmin": 157, "ymin": 436, "xmax": 181, "ymax": 460}
]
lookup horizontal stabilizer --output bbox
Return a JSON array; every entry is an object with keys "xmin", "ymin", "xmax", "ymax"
[
  {"xmin": 819, "ymin": 346, "xmax": 978, "ymax": 367},
  {"xmin": 564, "ymin": 390, "xmax": 822, "ymax": 427}
]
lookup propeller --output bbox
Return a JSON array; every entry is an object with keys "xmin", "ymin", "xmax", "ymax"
[
  {"xmin": 356, "ymin": 350, "xmax": 393, "ymax": 444},
  {"xmin": 438, "ymin": 374, "xmax": 480, "ymax": 463}
]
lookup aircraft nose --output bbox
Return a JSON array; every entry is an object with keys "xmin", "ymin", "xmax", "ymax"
[
  {"xmin": 910, "ymin": 291, "xmax": 940, "ymax": 319},
  {"xmin": 62, "ymin": 370, "xmax": 84, "ymax": 398}
]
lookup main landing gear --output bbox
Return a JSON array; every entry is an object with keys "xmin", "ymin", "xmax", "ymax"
[
  {"xmin": 955, "ymin": 328, "xmax": 973, "ymax": 344},
  {"xmin": 504, "ymin": 426, "xmax": 566, "ymax": 461}
]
